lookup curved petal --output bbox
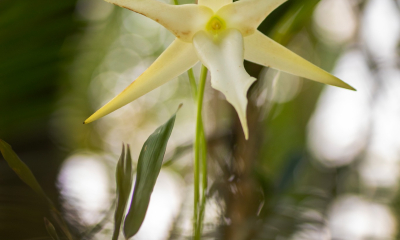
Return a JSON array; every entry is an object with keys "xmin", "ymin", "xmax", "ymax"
[
  {"xmin": 198, "ymin": 0, "xmax": 232, "ymax": 12},
  {"xmin": 244, "ymin": 31, "xmax": 355, "ymax": 90},
  {"xmin": 193, "ymin": 29, "xmax": 256, "ymax": 139},
  {"xmin": 217, "ymin": 0, "xmax": 287, "ymax": 36},
  {"xmin": 84, "ymin": 39, "xmax": 199, "ymax": 124},
  {"xmin": 105, "ymin": 0, "xmax": 212, "ymax": 42}
]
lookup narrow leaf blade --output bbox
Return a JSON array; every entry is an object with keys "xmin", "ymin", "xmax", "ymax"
[
  {"xmin": 123, "ymin": 110, "xmax": 178, "ymax": 238},
  {"xmin": 44, "ymin": 218, "xmax": 60, "ymax": 240},
  {"xmin": 0, "ymin": 139, "xmax": 74, "ymax": 240},
  {"xmin": 124, "ymin": 146, "xmax": 133, "ymax": 198},
  {"xmin": 0, "ymin": 139, "xmax": 49, "ymax": 203},
  {"xmin": 112, "ymin": 145, "xmax": 134, "ymax": 240},
  {"xmin": 112, "ymin": 144, "xmax": 127, "ymax": 240}
]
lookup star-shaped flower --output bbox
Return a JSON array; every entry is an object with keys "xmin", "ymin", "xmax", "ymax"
[{"xmin": 84, "ymin": 0, "xmax": 355, "ymax": 139}]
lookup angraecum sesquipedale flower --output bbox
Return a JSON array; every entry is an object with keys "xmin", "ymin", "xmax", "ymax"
[{"xmin": 84, "ymin": 0, "xmax": 355, "ymax": 139}]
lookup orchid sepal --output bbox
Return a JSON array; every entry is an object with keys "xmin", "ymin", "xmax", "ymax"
[
  {"xmin": 244, "ymin": 31, "xmax": 356, "ymax": 91},
  {"xmin": 218, "ymin": 0, "xmax": 288, "ymax": 37},
  {"xmin": 105, "ymin": 0, "xmax": 213, "ymax": 42},
  {"xmin": 84, "ymin": 39, "xmax": 199, "ymax": 124}
]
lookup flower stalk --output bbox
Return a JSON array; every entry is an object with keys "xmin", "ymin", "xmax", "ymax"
[
  {"xmin": 188, "ymin": 68, "xmax": 198, "ymax": 100},
  {"xmin": 193, "ymin": 65, "xmax": 208, "ymax": 239}
]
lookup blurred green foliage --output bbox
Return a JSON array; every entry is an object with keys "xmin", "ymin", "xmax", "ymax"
[
  {"xmin": 0, "ymin": 0, "xmax": 79, "ymax": 239},
  {"xmin": 0, "ymin": 0, "xmax": 78, "ymax": 143}
]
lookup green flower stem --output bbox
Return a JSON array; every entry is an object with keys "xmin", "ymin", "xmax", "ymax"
[
  {"xmin": 200, "ymin": 126, "xmax": 207, "ymax": 195},
  {"xmin": 188, "ymin": 68, "xmax": 198, "ymax": 100},
  {"xmin": 173, "ymin": 8, "xmax": 206, "ymax": 236},
  {"xmin": 174, "ymin": 0, "xmax": 207, "ymax": 231},
  {"xmin": 174, "ymin": 6, "xmax": 205, "ymax": 235},
  {"xmin": 193, "ymin": 65, "xmax": 208, "ymax": 239},
  {"xmin": 196, "ymin": 189, "xmax": 206, "ymax": 237},
  {"xmin": 173, "ymin": 5, "xmax": 207, "ymax": 234},
  {"xmin": 197, "ymin": 107, "xmax": 207, "ymax": 237}
]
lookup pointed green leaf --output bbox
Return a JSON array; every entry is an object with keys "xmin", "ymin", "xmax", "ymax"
[
  {"xmin": 44, "ymin": 218, "xmax": 60, "ymax": 240},
  {"xmin": 123, "ymin": 108, "xmax": 179, "ymax": 238},
  {"xmin": 0, "ymin": 139, "xmax": 50, "ymax": 204},
  {"xmin": 49, "ymin": 209, "xmax": 74, "ymax": 240},
  {"xmin": 0, "ymin": 139, "xmax": 74, "ymax": 240},
  {"xmin": 112, "ymin": 144, "xmax": 133, "ymax": 240},
  {"xmin": 124, "ymin": 146, "xmax": 133, "ymax": 198}
]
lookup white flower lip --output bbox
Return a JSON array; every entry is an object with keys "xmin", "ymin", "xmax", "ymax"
[{"xmin": 85, "ymin": 0, "xmax": 356, "ymax": 140}]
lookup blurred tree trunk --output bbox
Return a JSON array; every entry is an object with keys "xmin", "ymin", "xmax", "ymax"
[
  {"xmin": 223, "ymin": 84, "xmax": 265, "ymax": 240},
  {"xmin": 222, "ymin": 1, "xmax": 321, "ymax": 239}
]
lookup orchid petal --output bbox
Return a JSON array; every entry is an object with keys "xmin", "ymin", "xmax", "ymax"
[
  {"xmin": 217, "ymin": 0, "xmax": 287, "ymax": 37},
  {"xmin": 84, "ymin": 39, "xmax": 199, "ymax": 124},
  {"xmin": 198, "ymin": 0, "xmax": 232, "ymax": 12},
  {"xmin": 244, "ymin": 31, "xmax": 355, "ymax": 90},
  {"xmin": 105, "ymin": 0, "xmax": 212, "ymax": 42},
  {"xmin": 193, "ymin": 29, "xmax": 256, "ymax": 139}
]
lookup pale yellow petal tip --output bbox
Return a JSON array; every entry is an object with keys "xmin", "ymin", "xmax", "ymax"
[
  {"xmin": 348, "ymin": 85, "xmax": 357, "ymax": 91},
  {"xmin": 244, "ymin": 128, "xmax": 249, "ymax": 140},
  {"xmin": 239, "ymin": 116, "xmax": 250, "ymax": 140},
  {"xmin": 83, "ymin": 115, "xmax": 96, "ymax": 125},
  {"xmin": 338, "ymin": 81, "xmax": 357, "ymax": 91},
  {"xmin": 331, "ymin": 74, "xmax": 356, "ymax": 91}
]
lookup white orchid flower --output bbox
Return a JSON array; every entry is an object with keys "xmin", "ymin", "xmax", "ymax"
[{"xmin": 84, "ymin": 0, "xmax": 355, "ymax": 139}]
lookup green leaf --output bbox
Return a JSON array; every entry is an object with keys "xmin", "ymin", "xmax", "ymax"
[
  {"xmin": 0, "ymin": 139, "xmax": 74, "ymax": 240},
  {"xmin": 44, "ymin": 218, "xmax": 60, "ymax": 240},
  {"xmin": 123, "ymin": 108, "xmax": 179, "ymax": 238},
  {"xmin": 112, "ymin": 144, "xmax": 133, "ymax": 240},
  {"xmin": 0, "ymin": 139, "xmax": 50, "ymax": 204}
]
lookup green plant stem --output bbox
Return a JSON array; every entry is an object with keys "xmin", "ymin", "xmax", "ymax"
[
  {"xmin": 193, "ymin": 65, "xmax": 208, "ymax": 240},
  {"xmin": 173, "ymin": 0, "xmax": 179, "ymax": 5},
  {"xmin": 196, "ymin": 190, "xmax": 207, "ymax": 237},
  {"xmin": 200, "ymin": 126, "xmax": 207, "ymax": 195},
  {"xmin": 197, "ymin": 119, "xmax": 207, "ymax": 233},
  {"xmin": 188, "ymin": 68, "xmax": 198, "ymax": 100}
]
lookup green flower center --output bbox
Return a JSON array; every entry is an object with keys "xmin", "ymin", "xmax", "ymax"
[{"xmin": 206, "ymin": 16, "xmax": 225, "ymax": 35}]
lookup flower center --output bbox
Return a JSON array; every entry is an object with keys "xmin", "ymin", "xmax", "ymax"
[{"xmin": 206, "ymin": 16, "xmax": 225, "ymax": 35}]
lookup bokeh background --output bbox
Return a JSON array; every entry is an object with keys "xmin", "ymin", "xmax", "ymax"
[{"xmin": 1, "ymin": 0, "xmax": 400, "ymax": 239}]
